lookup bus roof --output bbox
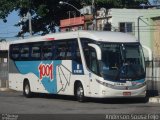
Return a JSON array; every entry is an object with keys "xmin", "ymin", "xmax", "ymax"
[{"xmin": 10, "ymin": 30, "xmax": 138, "ymax": 44}]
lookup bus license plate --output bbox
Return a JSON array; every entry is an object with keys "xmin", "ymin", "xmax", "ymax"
[{"xmin": 123, "ymin": 92, "xmax": 131, "ymax": 96}]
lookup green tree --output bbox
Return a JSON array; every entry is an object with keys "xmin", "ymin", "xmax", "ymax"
[
  {"xmin": 0, "ymin": 0, "xmax": 148, "ymax": 36},
  {"xmin": 0, "ymin": 0, "xmax": 19, "ymax": 22}
]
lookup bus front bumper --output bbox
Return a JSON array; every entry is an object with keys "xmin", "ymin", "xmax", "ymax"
[{"xmin": 94, "ymin": 85, "xmax": 146, "ymax": 98}]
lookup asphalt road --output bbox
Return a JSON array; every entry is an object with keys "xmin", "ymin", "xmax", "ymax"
[{"xmin": 0, "ymin": 91, "xmax": 160, "ymax": 120}]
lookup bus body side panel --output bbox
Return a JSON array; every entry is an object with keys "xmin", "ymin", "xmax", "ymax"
[
  {"xmin": 9, "ymin": 58, "xmax": 89, "ymax": 96},
  {"xmin": 9, "ymin": 59, "xmax": 49, "ymax": 93},
  {"xmin": 9, "ymin": 59, "xmax": 23, "ymax": 91},
  {"xmin": 56, "ymin": 60, "xmax": 89, "ymax": 96},
  {"xmin": 56, "ymin": 60, "xmax": 73, "ymax": 95},
  {"xmin": 10, "ymin": 60, "xmax": 62, "ymax": 94},
  {"xmin": 9, "ymin": 73, "xmax": 48, "ymax": 93},
  {"xmin": 9, "ymin": 74, "xmax": 23, "ymax": 91}
]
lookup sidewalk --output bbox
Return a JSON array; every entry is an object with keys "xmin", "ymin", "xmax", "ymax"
[
  {"xmin": 149, "ymin": 96, "xmax": 160, "ymax": 103},
  {"xmin": 0, "ymin": 88, "xmax": 15, "ymax": 92},
  {"xmin": 147, "ymin": 90, "xmax": 160, "ymax": 103}
]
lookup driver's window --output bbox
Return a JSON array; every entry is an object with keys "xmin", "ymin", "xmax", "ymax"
[
  {"xmin": 83, "ymin": 46, "xmax": 99, "ymax": 74},
  {"xmin": 81, "ymin": 38, "xmax": 100, "ymax": 75},
  {"xmin": 90, "ymin": 48, "xmax": 98, "ymax": 74}
]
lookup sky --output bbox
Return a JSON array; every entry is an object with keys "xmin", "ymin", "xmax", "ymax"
[
  {"xmin": 0, "ymin": 0, "xmax": 159, "ymax": 40},
  {"xmin": 0, "ymin": 10, "xmax": 20, "ymax": 40}
]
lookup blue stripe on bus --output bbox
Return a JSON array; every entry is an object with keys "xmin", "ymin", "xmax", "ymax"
[{"xmin": 15, "ymin": 60, "xmax": 62, "ymax": 93}]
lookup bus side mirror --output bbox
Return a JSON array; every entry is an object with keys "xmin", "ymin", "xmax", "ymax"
[{"xmin": 88, "ymin": 43, "xmax": 102, "ymax": 60}]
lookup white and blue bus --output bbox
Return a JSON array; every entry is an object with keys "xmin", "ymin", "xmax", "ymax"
[{"xmin": 9, "ymin": 31, "xmax": 146, "ymax": 102}]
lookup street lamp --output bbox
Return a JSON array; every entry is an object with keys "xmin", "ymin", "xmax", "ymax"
[{"xmin": 59, "ymin": 1, "xmax": 83, "ymax": 16}]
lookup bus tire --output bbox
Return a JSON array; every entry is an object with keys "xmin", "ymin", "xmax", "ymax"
[
  {"xmin": 141, "ymin": 96, "xmax": 149, "ymax": 103},
  {"xmin": 76, "ymin": 83, "xmax": 85, "ymax": 102},
  {"xmin": 23, "ymin": 81, "xmax": 33, "ymax": 98}
]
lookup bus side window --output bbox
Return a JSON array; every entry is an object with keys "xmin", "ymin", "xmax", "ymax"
[
  {"xmin": 75, "ymin": 48, "xmax": 82, "ymax": 64},
  {"xmin": 66, "ymin": 51, "xmax": 72, "ymax": 59},
  {"xmin": 20, "ymin": 45, "xmax": 30, "ymax": 60},
  {"xmin": 55, "ymin": 41, "xmax": 66, "ymax": 60},
  {"xmin": 59, "ymin": 48, "xmax": 66, "ymax": 59},
  {"xmin": 81, "ymin": 39, "xmax": 91, "ymax": 67},
  {"xmin": 83, "ymin": 47, "xmax": 90, "ymax": 68},
  {"xmin": 66, "ymin": 41, "xmax": 73, "ymax": 60},
  {"xmin": 72, "ymin": 40, "xmax": 82, "ymax": 64},
  {"xmin": 10, "ymin": 45, "xmax": 20, "ymax": 60},
  {"xmin": 42, "ymin": 46, "xmax": 52, "ymax": 60},
  {"xmin": 54, "ymin": 39, "xmax": 81, "ymax": 61},
  {"xmin": 31, "ymin": 45, "xmax": 41, "ymax": 60},
  {"xmin": 90, "ymin": 48, "xmax": 99, "ymax": 74},
  {"xmin": 81, "ymin": 38, "xmax": 99, "ymax": 75},
  {"xmin": 84, "ymin": 47, "xmax": 99, "ymax": 74},
  {"xmin": 42, "ymin": 42, "xmax": 53, "ymax": 60}
]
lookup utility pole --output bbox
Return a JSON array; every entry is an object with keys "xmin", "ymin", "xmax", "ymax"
[
  {"xmin": 28, "ymin": 0, "xmax": 32, "ymax": 36},
  {"xmin": 92, "ymin": 0, "xmax": 95, "ymax": 12},
  {"xmin": 27, "ymin": 12, "xmax": 32, "ymax": 36},
  {"xmin": 19, "ymin": 0, "xmax": 32, "ymax": 37},
  {"xmin": 92, "ymin": 0, "xmax": 96, "ymax": 30}
]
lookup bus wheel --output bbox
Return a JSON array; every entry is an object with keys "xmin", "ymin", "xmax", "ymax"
[
  {"xmin": 76, "ymin": 83, "xmax": 85, "ymax": 102},
  {"xmin": 23, "ymin": 81, "xmax": 33, "ymax": 98}
]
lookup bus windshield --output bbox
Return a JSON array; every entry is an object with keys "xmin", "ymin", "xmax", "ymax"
[{"xmin": 99, "ymin": 42, "xmax": 145, "ymax": 81}]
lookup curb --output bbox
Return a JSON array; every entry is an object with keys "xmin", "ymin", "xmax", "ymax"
[
  {"xmin": 0, "ymin": 88, "xmax": 15, "ymax": 92},
  {"xmin": 149, "ymin": 97, "xmax": 160, "ymax": 103}
]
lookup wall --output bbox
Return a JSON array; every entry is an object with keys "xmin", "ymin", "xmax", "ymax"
[{"xmin": 152, "ymin": 17, "xmax": 160, "ymax": 58}]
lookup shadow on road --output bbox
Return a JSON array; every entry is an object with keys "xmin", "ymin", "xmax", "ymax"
[
  {"xmin": 88, "ymin": 97, "xmax": 149, "ymax": 104},
  {"xmin": 23, "ymin": 93, "xmax": 149, "ymax": 104}
]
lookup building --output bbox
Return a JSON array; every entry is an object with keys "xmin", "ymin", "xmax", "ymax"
[
  {"xmin": 60, "ymin": 15, "xmax": 94, "ymax": 32},
  {"xmin": 60, "ymin": 16, "xmax": 85, "ymax": 32},
  {"xmin": 96, "ymin": 8, "xmax": 112, "ymax": 31}
]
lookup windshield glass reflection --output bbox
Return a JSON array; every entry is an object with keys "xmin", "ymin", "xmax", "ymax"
[{"xmin": 99, "ymin": 42, "xmax": 145, "ymax": 81}]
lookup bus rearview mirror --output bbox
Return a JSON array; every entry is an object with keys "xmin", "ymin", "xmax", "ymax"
[{"xmin": 88, "ymin": 43, "xmax": 102, "ymax": 60}]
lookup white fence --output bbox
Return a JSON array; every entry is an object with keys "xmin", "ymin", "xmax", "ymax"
[
  {"xmin": 146, "ymin": 60, "xmax": 160, "ymax": 96},
  {"xmin": 0, "ymin": 57, "xmax": 8, "ymax": 88}
]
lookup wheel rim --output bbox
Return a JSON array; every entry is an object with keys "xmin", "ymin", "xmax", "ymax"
[
  {"xmin": 77, "ymin": 86, "xmax": 83, "ymax": 99},
  {"xmin": 25, "ymin": 84, "xmax": 30, "ymax": 95}
]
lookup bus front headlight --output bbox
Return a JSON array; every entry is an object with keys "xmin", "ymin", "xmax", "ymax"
[{"xmin": 96, "ymin": 79, "xmax": 114, "ymax": 88}]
